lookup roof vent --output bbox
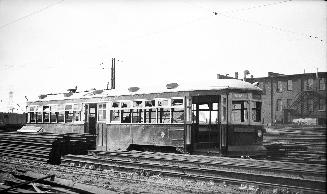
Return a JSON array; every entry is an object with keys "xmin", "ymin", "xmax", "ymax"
[
  {"xmin": 38, "ymin": 94, "xmax": 47, "ymax": 99},
  {"xmin": 128, "ymin": 87, "xmax": 140, "ymax": 92},
  {"xmin": 166, "ymin": 83, "xmax": 179, "ymax": 89},
  {"xmin": 93, "ymin": 90, "xmax": 103, "ymax": 95},
  {"xmin": 64, "ymin": 93, "xmax": 73, "ymax": 97}
]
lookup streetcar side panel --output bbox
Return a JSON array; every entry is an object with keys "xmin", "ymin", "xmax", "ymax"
[{"xmin": 96, "ymin": 124, "xmax": 185, "ymax": 151}]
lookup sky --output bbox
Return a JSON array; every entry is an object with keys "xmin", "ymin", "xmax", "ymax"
[{"xmin": 0, "ymin": 0, "xmax": 326, "ymax": 112}]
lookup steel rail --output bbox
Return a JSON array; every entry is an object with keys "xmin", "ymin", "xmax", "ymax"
[
  {"xmin": 62, "ymin": 154, "xmax": 326, "ymax": 193},
  {"xmin": 93, "ymin": 151, "xmax": 326, "ymax": 176}
]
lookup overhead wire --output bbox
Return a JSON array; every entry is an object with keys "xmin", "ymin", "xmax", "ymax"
[
  {"xmin": 185, "ymin": 0, "xmax": 325, "ymax": 43},
  {"xmin": 0, "ymin": 0, "xmax": 65, "ymax": 31}
]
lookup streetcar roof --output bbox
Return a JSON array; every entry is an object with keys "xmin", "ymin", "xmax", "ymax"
[{"xmin": 28, "ymin": 79, "xmax": 261, "ymax": 103}]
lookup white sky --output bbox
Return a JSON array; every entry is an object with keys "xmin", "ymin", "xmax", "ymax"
[{"xmin": 0, "ymin": 0, "xmax": 326, "ymax": 112}]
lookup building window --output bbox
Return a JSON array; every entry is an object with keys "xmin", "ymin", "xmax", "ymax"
[
  {"xmin": 97, "ymin": 103, "xmax": 106, "ymax": 122},
  {"xmin": 251, "ymin": 101, "xmax": 261, "ymax": 122},
  {"xmin": 277, "ymin": 81, "xmax": 283, "ymax": 92},
  {"xmin": 287, "ymin": 80, "xmax": 292, "ymax": 91},
  {"xmin": 304, "ymin": 78, "xmax": 313, "ymax": 91},
  {"xmin": 276, "ymin": 99, "xmax": 283, "ymax": 111},
  {"xmin": 319, "ymin": 78, "xmax": 325, "ymax": 90},
  {"xmin": 307, "ymin": 98, "xmax": 314, "ymax": 112},
  {"xmin": 287, "ymin": 99, "xmax": 292, "ymax": 108},
  {"xmin": 319, "ymin": 98, "xmax": 326, "ymax": 111}
]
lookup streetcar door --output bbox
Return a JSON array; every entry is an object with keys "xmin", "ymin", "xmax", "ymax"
[
  {"xmin": 220, "ymin": 95, "xmax": 228, "ymax": 154},
  {"xmin": 191, "ymin": 95, "xmax": 220, "ymax": 152},
  {"xmin": 86, "ymin": 103, "xmax": 97, "ymax": 135}
]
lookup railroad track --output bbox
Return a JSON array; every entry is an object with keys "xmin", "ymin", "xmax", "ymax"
[
  {"xmin": 0, "ymin": 158, "xmax": 223, "ymax": 194},
  {"xmin": 62, "ymin": 151, "xmax": 326, "ymax": 193},
  {"xmin": 264, "ymin": 127, "xmax": 326, "ymax": 164}
]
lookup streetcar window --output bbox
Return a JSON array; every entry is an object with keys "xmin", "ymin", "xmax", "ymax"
[
  {"xmin": 111, "ymin": 110, "xmax": 120, "ymax": 122},
  {"xmin": 211, "ymin": 102, "xmax": 219, "ymax": 124},
  {"xmin": 210, "ymin": 110, "xmax": 218, "ymax": 124},
  {"xmin": 43, "ymin": 106, "xmax": 50, "ymax": 123},
  {"xmin": 36, "ymin": 112, "xmax": 43, "ymax": 123},
  {"xmin": 231, "ymin": 101, "xmax": 248, "ymax": 123},
  {"xmin": 112, "ymin": 102, "xmax": 120, "ymax": 108},
  {"xmin": 98, "ymin": 103, "xmax": 106, "ymax": 122},
  {"xmin": 172, "ymin": 108, "xmax": 184, "ymax": 123},
  {"xmin": 171, "ymin": 98, "xmax": 183, "ymax": 106},
  {"xmin": 251, "ymin": 101, "xmax": 261, "ymax": 122},
  {"xmin": 144, "ymin": 108, "xmax": 156, "ymax": 123},
  {"xmin": 158, "ymin": 108, "xmax": 170, "ymax": 123},
  {"xmin": 50, "ymin": 105, "xmax": 57, "ymax": 123},
  {"xmin": 192, "ymin": 104, "xmax": 197, "ymax": 123},
  {"xmin": 27, "ymin": 106, "xmax": 37, "ymax": 123},
  {"xmin": 36, "ymin": 106, "xmax": 43, "ymax": 123},
  {"xmin": 132, "ymin": 109, "xmax": 143, "ymax": 123},
  {"xmin": 145, "ymin": 100, "xmax": 155, "ymax": 107},
  {"xmin": 73, "ymin": 104, "xmax": 82, "ymax": 122},
  {"xmin": 157, "ymin": 99, "xmax": 169, "ymax": 107},
  {"xmin": 198, "ymin": 103, "xmax": 210, "ymax": 124},
  {"xmin": 121, "ymin": 109, "xmax": 131, "ymax": 123},
  {"xmin": 29, "ymin": 112, "xmax": 36, "ymax": 123},
  {"xmin": 198, "ymin": 110, "xmax": 210, "ymax": 124},
  {"xmin": 57, "ymin": 104, "xmax": 65, "ymax": 123},
  {"xmin": 133, "ymin": 100, "xmax": 144, "ymax": 108},
  {"xmin": 65, "ymin": 104, "xmax": 73, "ymax": 123}
]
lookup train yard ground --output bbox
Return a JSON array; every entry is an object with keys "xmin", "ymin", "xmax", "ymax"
[
  {"xmin": 0, "ymin": 125, "xmax": 326, "ymax": 193},
  {"xmin": 2, "ymin": 156, "xmax": 324, "ymax": 194}
]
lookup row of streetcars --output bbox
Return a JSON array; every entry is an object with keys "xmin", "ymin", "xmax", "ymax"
[{"xmin": 25, "ymin": 79, "xmax": 266, "ymax": 156}]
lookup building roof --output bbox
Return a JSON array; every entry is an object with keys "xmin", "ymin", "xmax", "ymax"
[
  {"xmin": 248, "ymin": 72, "xmax": 327, "ymax": 81},
  {"xmin": 28, "ymin": 79, "xmax": 262, "ymax": 103}
]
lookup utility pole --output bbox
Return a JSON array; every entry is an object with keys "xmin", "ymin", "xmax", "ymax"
[{"xmin": 111, "ymin": 58, "xmax": 116, "ymax": 89}]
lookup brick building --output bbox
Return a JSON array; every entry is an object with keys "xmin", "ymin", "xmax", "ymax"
[{"xmin": 247, "ymin": 72, "xmax": 326, "ymax": 126}]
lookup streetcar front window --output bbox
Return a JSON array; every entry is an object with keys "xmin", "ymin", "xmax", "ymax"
[{"xmin": 231, "ymin": 101, "xmax": 248, "ymax": 123}]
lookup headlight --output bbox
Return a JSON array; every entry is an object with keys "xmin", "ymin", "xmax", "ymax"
[{"xmin": 257, "ymin": 129, "xmax": 262, "ymax": 137}]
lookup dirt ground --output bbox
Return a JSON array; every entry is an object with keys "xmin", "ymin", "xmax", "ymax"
[{"xmin": 0, "ymin": 157, "xmax": 301, "ymax": 194}]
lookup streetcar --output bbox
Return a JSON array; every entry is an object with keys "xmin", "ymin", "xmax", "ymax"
[{"xmin": 25, "ymin": 79, "xmax": 266, "ymax": 156}]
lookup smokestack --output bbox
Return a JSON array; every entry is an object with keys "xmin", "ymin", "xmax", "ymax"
[
  {"xmin": 235, "ymin": 72, "xmax": 239, "ymax": 79},
  {"xmin": 243, "ymin": 70, "xmax": 250, "ymax": 81}
]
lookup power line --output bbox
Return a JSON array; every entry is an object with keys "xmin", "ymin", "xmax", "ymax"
[
  {"xmin": 220, "ymin": 0, "xmax": 293, "ymax": 14},
  {"xmin": 185, "ymin": 0, "xmax": 325, "ymax": 43},
  {"xmin": 0, "ymin": 0, "xmax": 64, "ymax": 31}
]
